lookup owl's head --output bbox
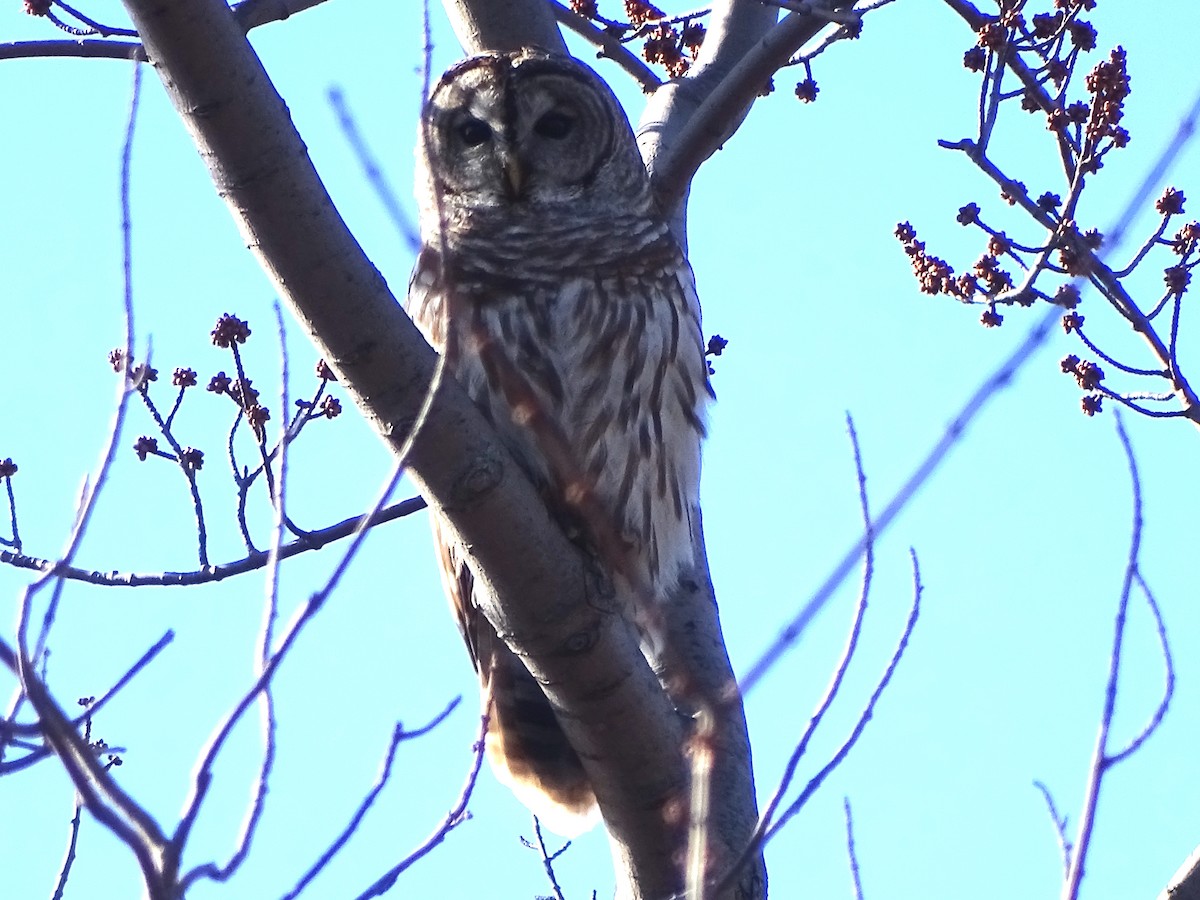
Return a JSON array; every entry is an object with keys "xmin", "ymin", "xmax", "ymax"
[{"xmin": 416, "ymin": 51, "xmax": 651, "ymax": 226}]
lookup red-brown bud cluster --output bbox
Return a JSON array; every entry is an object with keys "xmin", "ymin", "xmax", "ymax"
[
  {"xmin": 246, "ymin": 404, "xmax": 271, "ymax": 435},
  {"xmin": 211, "ymin": 313, "xmax": 251, "ymax": 348},
  {"xmin": 180, "ymin": 448, "xmax": 205, "ymax": 471},
  {"xmin": 1061, "ymin": 355, "xmax": 1104, "ymax": 390},
  {"xmin": 624, "ymin": 0, "xmax": 663, "ymax": 26},
  {"xmin": 133, "ymin": 436, "xmax": 159, "ymax": 461},
  {"xmin": 1170, "ymin": 221, "xmax": 1200, "ymax": 256},
  {"xmin": 794, "ymin": 79, "xmax": 818, "ymax": 103},
  {"xmin": 1164, "ymin": 265, "xmax": 1192, "ymax": 298},
  {"xmin": 1157, "ymin": 187, "xmax": 1186, "ymax": 217},
  {"xmin": 643, "ymin": 25, "xmax": 688, "ymax": 78},
  {"xmin": 1054, "ymin": 284, "xmax": 1081, "ymax": 308},
  {"xmin": 1032, "ymin": 11, "xmax": 1064, "ymax": 38},
  {"xmin": 173, "ymin": 367, "xmax": 198, "ymax": 388},
  {"xmin": 1082, "ymin": 47, "xmax": 1129, "ymax": 145},
  {"xmin": 963, "ymin": 47, "xmax": 986, "ymax": 72}
]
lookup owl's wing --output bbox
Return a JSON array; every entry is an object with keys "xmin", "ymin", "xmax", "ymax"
[{"xmin": 430, "ymin": 486, "xmax": 598, "ymax": 837}]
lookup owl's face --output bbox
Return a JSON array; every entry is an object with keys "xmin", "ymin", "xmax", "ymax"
[{"xmin": 418, "ymin": 53, "xmax": 649, "ymax": 219}]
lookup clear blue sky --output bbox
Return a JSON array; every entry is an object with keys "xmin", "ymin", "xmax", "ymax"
[{"xmin": 2, "ymin": 2, "xmax": 1199, "ymax": 899}]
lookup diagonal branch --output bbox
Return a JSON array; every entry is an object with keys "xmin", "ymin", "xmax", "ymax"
[
  {"xmin": 441, "ymin": 0, "xmax": 567, "ymax": 53},
  {"xmin": 116, "ymin": 1, "xmax": 694, "ymax": 896},
  {"xmin": 643, "ymin": 0, "xmax": 858, "ymax": 217}
]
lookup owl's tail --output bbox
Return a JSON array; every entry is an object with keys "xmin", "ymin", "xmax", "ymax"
[{"xmin": 481, "ymin": 640, "xmax": 599, "ymax": 838}]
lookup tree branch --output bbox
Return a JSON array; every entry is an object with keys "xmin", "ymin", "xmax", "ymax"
[
  {"xmin": 643, "ymin": 1, "xmax": 860, "ymax": 220},
  {"xmin": 116, "ymin": 2, "xmax": 698, "ymax": 896},
  {"xmin": 440, "ymin": 0, "xmax": 567, "ymax": 54}
]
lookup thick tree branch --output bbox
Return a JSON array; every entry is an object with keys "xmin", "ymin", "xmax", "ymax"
[
  {"xmin": 117, "ymin": 1, "xmax": 696, "ymax": 896},
  {"xmin": 644, "ymin": 0, "xmax": 857, "ymax": 218},
  {"xmin": 440, "ymin": 0, "xmax": 567, "ymax": 54},
  {"xmin": 550, "ymin": 0, "xmax": 662, "ymax": 92}
]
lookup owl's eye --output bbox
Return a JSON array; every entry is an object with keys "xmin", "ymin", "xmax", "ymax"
[
  {"xmin": 457, "ymin": 117, "xmax": 492, "ymax": 147},
  {"xmin": 533, "ymin": 111, "xmax": 575, "ymax": 140}
]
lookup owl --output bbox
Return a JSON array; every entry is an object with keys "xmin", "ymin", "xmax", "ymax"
[{"xmin": 406, "ymin": 50, "xmax": 712, "ymax": 837}]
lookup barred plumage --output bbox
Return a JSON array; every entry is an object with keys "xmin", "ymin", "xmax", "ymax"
[{"xmin": 407, "ymin": 50, "xmax": 711, "ymax": 836}]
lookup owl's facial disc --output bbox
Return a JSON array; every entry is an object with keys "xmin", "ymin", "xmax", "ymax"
[{"xmin": 422, "ymin": 53, "xmax": 644, "ymax": 216}]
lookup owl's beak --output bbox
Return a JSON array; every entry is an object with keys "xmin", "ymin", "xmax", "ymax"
[{"xmin": 502, "ymin": 155, "xmax": 525, "ymax": 199}]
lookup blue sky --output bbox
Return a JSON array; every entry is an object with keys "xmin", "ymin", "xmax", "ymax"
[{"xmin": 2, "ymin": 2, "xmax": 1199, "ymax": 898}]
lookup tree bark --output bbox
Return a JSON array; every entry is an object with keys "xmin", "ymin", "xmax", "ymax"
[
  {"xmin": 118, "ymin": 0, "xmax": 765, "ymax": 895},
  {"xmin": 442, "ymin": 3, "xmax": 769, "ymax": 898}
]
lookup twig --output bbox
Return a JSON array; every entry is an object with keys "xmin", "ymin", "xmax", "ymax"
[
  {"xmin": 3, "ymin": 633, "xmax": 171, "ymax": 897},
  {"xmin": 352, "ymin": 712, "xmax": 490, "ymax": 899},
  {"xmin": 530, "ymin": 815, "xmax": 571, "ymax": 900},
  {"xmin": 761, "ymin": 551, "xmax": 922, "ymax": 844},
  {"xmin": 651, "ymin": 1, "xmax": 858, "ymax": 213},
  {"xmin": 1061, "ymin": 414, "xmax": 1173, "ymax": 900},
  {"xmin": 189, "ymin": 305, "xmax": 294, "ymax": 887},
  {"xmin": 739, "ymin": 302, "xmax": 1056, "ymax": 696},
  {"xmin": 175, "ymin": 457, "xmax": 409, "ymax": 892},
  {"xmin": 18, "ymin": 61, "xmax": 143, "ymax": 656},
  {"xmin": 1107, "ymin": 570, "xmax": 1173, "ymax": 765},
  {"xmin": 1033, "ymin": 780, "xmax": 1071, "ymax": 881},
  {"xmin": 2, "ymin": 629, "xmax": 173, "ymax": 749},
  {"xmin": 328, "ymin": 88, "xmax": 421, "ymax": 253},
  {"xmin": 0, "ymin": 497, "xmax": 427, "ymax": 587},
  {"xmin": 2, "ymin": 71, "xmax": 158, "ymax": 895},
  {"xmin": 49, "ymin": 794, "xmax": 84, "ymax": 900},
  {"xmin": 720, "ymin": 414, "xmax": 876, "ymax": 890},
  {"xmin": 280, "ymin": 699, "xmax": 462, "ymax": 900},
  {"xmin": 843, "ymin": 797, "xmax": 863, "ymax": 900},
  {"xmin": 549, "ymin": 0, "xmax": 662, "ymax": 92},
  {"xmin": 0, "ymin": 0, "xmax": 331, "ymax": 62}
]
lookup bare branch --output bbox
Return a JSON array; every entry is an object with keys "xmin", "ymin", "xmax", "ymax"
[
  {"xmin": 731, "ymin": 414, "xmax": 877, "ymax": 879},
  {"xmin": 0, "ymin": 0, "xmax": 330, "ymax": 63},
  {"xmin": 1062, "ymin": 414, "xmax": 1173, "ymax": 900},
  {"xmin": 440, "ymin": 0, "xmax": 566, "ymax": 54},
  {"xmin": 739, "ymin": 302, "xmax": 1058, "ymax": 696},
  {"xmin": 49, "ymin": 794, "xmax": 84, "ymax": 900},
  {"xmin": 117, "ymin": 4, "xmax": 697, "ymax": 895},
  {"xmin": 0, "ymin": 498, "xmax": 426, "ymax": 587},
  {"xmin": 1033, "ymin": 780, "xmax": 1071, "ymax": 881},
  {"xmin": 177, "ymin": 459, "xmax": 409, "ymax": 892},
  {"xmin": 549, "ymin": 0, "xmax": 662, "ymax": 92},
  {"xmin": 353, "ymin": 711, "xmax": 490, "ymax": 899},
  {"xmin": 2, "ymin": 634, "xmax": 172, "ymax": 898},
  {"xmin": 843, "ymin": 797, "xmax": 863, "ymax": 900},
  {"xmin": 0, "ymin": 40, "xmax": 144, "ymax": 62},
  {"xmin": 762, "ymin": 550, "xmax": 922, "ymax": 844},
  {"xmin": 2, "ymin": 630, "xmax": 172, "ymax": 748},
  {"xmin": 328, "ymin": 88, "xmax": 421, "ymax": 253},
  {"xmin": 1107, "ymin": 570, "xmax": 1173, "ymax": 764},
  {"xmin": 232, "ymin": 0, "xmax": 336, "ymax": 31},
  {"xmin": 645, "ymin": 1, "xmax": 860, "ymax": 216},
  {"xmin": 280, "ymin": 699, "xmax": 462, "ymax": 900},
  {"xmin": 529, "ymin": 816, "xmax": 571, "ymax": 900}
]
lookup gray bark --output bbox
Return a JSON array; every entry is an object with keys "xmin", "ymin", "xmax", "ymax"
[
  {"xmin": 113, "ymin": 0, "xmax": 804, "ymax": 895},
  {"xmin": 442, "ymin": 3, "xmax": 773, "ymax": 898}
]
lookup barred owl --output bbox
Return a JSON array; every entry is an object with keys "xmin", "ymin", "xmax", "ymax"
[{"xmin": 406, "ymin": 51, "xmax": 711, "ymax": 836}]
